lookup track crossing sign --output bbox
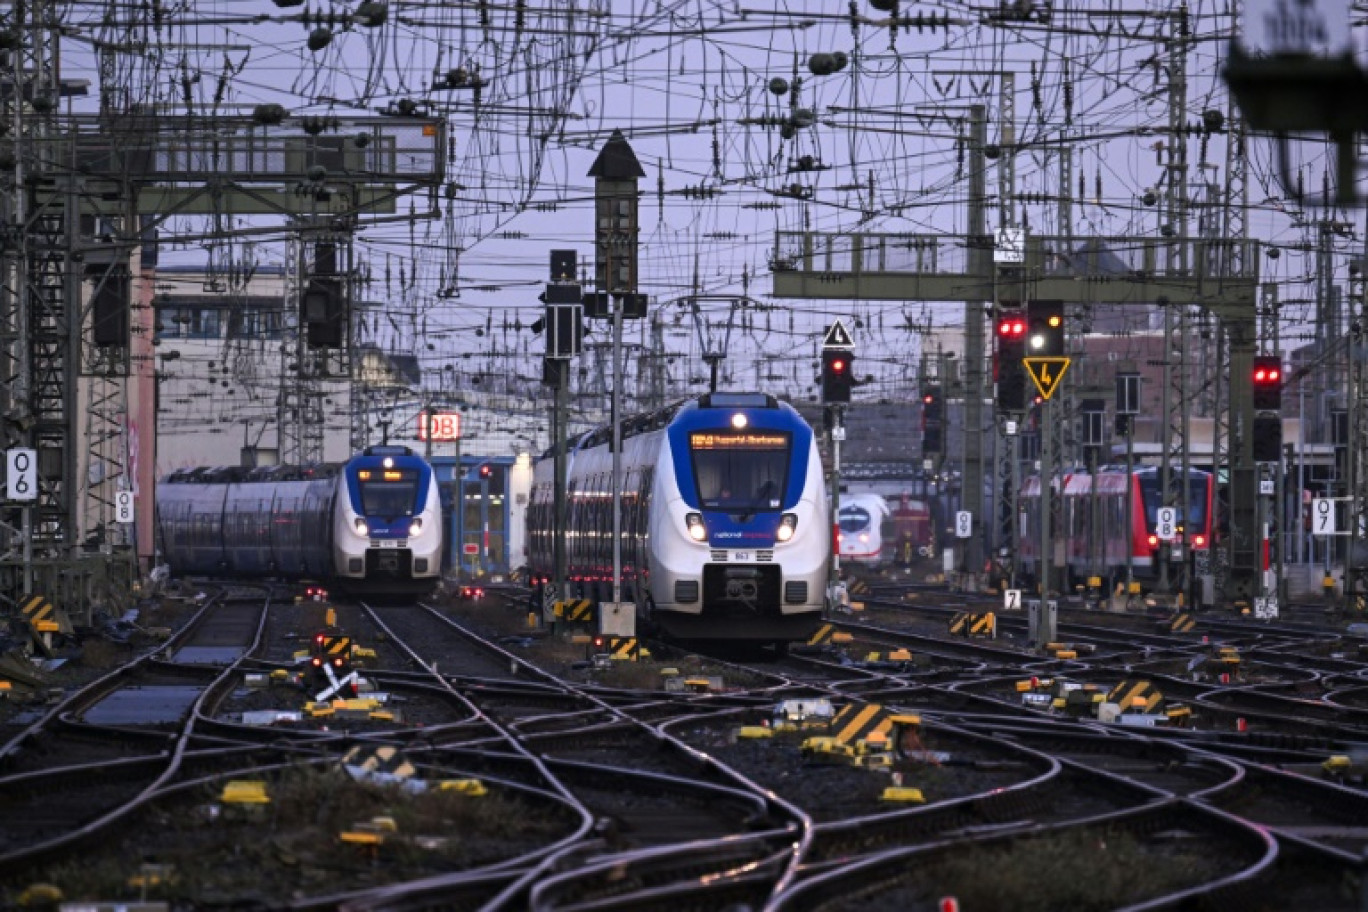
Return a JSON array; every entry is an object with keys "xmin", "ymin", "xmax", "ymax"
[
  {"xmin": 1022, "ymin": 357, "xmax": 1071, "ymax": 400},
  {"xmin": 822, "ymin": 320, "xmax": 854, "ymax": 349},
  {"xmin": 1312, "ymin": 498, "xmax": 1336, "ymax": 536}
]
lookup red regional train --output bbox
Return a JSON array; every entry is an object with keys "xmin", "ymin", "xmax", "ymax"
[{"xmin": 1018, "ymin": 466, "xmax": 1215, "ymax": 582}]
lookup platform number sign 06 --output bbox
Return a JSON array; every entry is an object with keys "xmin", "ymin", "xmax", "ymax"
[
  {"xmin": 1312, "ymin": 498, "xmax": 1336, "ymax": 536},
  {"xmin": 955, "ymin": 511, "xmax": 972, "ymax": 539},
  {"xmin": 1156, "ymin": 506, "xmax": 1177, "ymax": 541},
  {"xmin": 5, "ymin": 448, "xmax": 37, "ymax": 502}
]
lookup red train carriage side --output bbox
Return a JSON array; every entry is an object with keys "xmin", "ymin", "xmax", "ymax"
[{"xmin": 1019, "ymin": 467, "xmax": 1214, "ymax": 585}]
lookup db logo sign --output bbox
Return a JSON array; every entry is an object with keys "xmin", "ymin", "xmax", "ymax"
[{"xmin": 419, "ymin": 412, "xmax": 462, "ymax": 441}]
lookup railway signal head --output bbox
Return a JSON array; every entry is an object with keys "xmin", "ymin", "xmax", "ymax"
[
  {"xmin": 1252, "ymin": 356, "xmax": 1282, "ymax": 411},
  {"xmin": 1026, "ymin": 300, "xmax": 1065, "ymax": 357},
  {"xmin": 922, "ymin": 385, "xmax": 944, "ymax": 454},
  {"xmin": 996, "ymin": 310, "xmax": 1028, "ymax": 412},
  {"xmin": 821, "ymin": 349, "xmax": 855, "ymax": 403}
]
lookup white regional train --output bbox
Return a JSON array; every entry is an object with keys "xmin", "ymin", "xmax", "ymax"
[
  {"xmin": 156, "ymin": 446, "xmax": 444, "ymax": 599},
  {"xmin": 526, "ymin": 392, "xmax": 830, "ymax": 642},
  {"xmin": 837, "ymin": 492, "xmax": 891, "ymax": 566}
]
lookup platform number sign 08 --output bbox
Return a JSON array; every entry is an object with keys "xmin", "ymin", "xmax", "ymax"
[
  {"xmin": 1156, "ymin": 506, "xmax": 1177, "ymax": 541},
  {"xmin": 115, "ymin": 491, "xmax": 134, "ymax": 524},
  {"xmin": 5, "ymin": 448, "xmax": 37, "ymax": 502},
  {"xmin": 955, "ymin": 511, "xmax": 972, "ymax": 539},
  {"xmin": 1312, "ymin": 498, "xmax": 1336, "ymax": 536}
]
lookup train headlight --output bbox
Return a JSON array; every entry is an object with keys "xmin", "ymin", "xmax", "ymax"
[
  {"xmin": 686, "ymin": 512, "xmax": 707, "ymax": 542},
  {"xmin": 354, "ymin": 518, "xmax": 369, "ymax": 537},
  {"xmin": 409, "ymin": 518, "xmax": 424, "ymax": 537},
  {"xmin": 776, "ymin": 513, "xmax": 798, "ymax": 542},
  {"xmin": 859, "ymin": 533, "xmax": 869, "ymax": 543}
]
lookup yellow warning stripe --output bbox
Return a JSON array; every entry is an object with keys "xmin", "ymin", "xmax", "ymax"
[
  {"xmin": 832, "ymin": 703, "xmax": 896, "ymax": 747},
  {"xmin": 807, "ymin": 623, "xmax": 834, "ymax": 646},
  {"xmin": 22, "ymin": 596, "xmax": 53, "ymax": 625},
  {"xmin": 554, "ymin": 600, "xmax": 594, "ymax": 621},
  {"xmin": 1107, "ymin": 679, "xmax": 1162, "ymax": 712}
]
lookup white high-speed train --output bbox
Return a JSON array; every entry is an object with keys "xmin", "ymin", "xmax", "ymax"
[{"xmin": 837, "ymin": 493, "xmax": 891, "ymax": 566}]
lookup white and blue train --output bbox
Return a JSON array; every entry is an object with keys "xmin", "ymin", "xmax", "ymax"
[
  {"xmin": 156, "ymin": 446, "xmax": 444, "ymax": 599},
  {"xmin": 526, "ymin": 392, "xmax": 830, "ymax": 642}
]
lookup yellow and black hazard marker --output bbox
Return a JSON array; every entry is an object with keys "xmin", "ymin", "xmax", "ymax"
[
  {"xmin": 950, "ymin": 612, "xmax": 995, "ymax": 637},
  {"xmin": 554, "ymin": 599, "xmax": 594, "ymax": 623},
  {"xmin": 342, "ymin": 745, "xmax": 417, "ymax": 780},
  {"xmin": 846, "ymin": 579, "xmax": 871, "ymax": 596},
  {"xmin": 311, "ymin": 633, "xmax": 352, "ymax": 672},
  {"xmin": 1108, "ymin": 679, "xmax": 1163, "ymax": 714},
  {"xmin": 21, "ymin": 595, "xmax": 70, "ymax": 656},
  {"xmin": 833, "ymin": 703, "xmax": 920, "ymax": 751},
  {"xmin": 607, "ymin": 637, "xmax": 640, "ymax": 660},
  {"xmin": 807, "ymin": 623, "xmax": 837, "ymax": 646},
  {"xmin": 1169, "ymin": 613, "xmax": 1197, "ymax": 633}
]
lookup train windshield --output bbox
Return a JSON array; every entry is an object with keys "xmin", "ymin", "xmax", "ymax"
[
  {"xmin": 689, "ymin": 430, "xmax": 790, "ymax": 510},
  {"xmin": 838, "ymin": 507, "xmax": 872, "ymax": 533},
  {"xmin": 1138, "ymin": 474, "xmax": 1209, "ymax": 527},
  {"xmin": 357, "ymin": 468, "xmax": 419, "ymax": 517}
]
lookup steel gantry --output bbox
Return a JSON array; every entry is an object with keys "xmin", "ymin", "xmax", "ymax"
[{"xmin": 772, "ymin": 226, "xmax": 1263, "ymax": 601}]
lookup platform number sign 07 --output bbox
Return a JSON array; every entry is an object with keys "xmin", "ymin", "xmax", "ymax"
[
  {"xmin": 955, "ymin": 511, "xmax": 972, "ymax": 539},
  {"xmin": 5, "ymin": 448, "xmax": 37, "ymax": 502},
  {"xmin": 1312, "ymin": 498, "xmax": 1336, "ymax": 536},
  {"xmin": 1003, "ymin": 588, "xmax": 1022, "ymax": 611}
]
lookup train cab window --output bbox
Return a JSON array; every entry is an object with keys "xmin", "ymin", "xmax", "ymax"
[
  {"xmin": 838, "ymin": 507, "xmax": 872, "ymax": 533},
  {"xmin": 689, "ymin": 430, "xmax": 789, "ymax": 511},
  {"xmin": 357, "ymin": 469, "xmax": 419, "ymax": 517},
  {"xmin": 1138, "ymin": 473, "xmax": 1210, "ymax": 527}
]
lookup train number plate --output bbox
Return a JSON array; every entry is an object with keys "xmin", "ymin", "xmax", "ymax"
[
  {"xmin": 730, "ymin": 550, "xmax": 752, "ymax": 562},
  {"xmin": 371, "ymin": 540, "xmax": 407, "ymax": 549}
]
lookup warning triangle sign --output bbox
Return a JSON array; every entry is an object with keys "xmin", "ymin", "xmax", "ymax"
[
  {"xmin": 1023, "ymin": 357, "xmax": 1071, "ymax": 401},
  {"xmin": 822, "ymin": 320, "xmax": 854, "ymax": 349}
]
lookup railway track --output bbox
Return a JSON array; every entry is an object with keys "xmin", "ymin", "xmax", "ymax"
[{"xmin": 2, "ymin": 580, "xmax": 1367, "ymax": 909}]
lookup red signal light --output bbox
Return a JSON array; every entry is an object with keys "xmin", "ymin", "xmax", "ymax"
[
  {"xmin": 831, "ymin": 358, "xmax": 846, "ymax": 373},
  {"xmin": 998, "ymin": 318, "xmax": 1025, "ymax": 336}
]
